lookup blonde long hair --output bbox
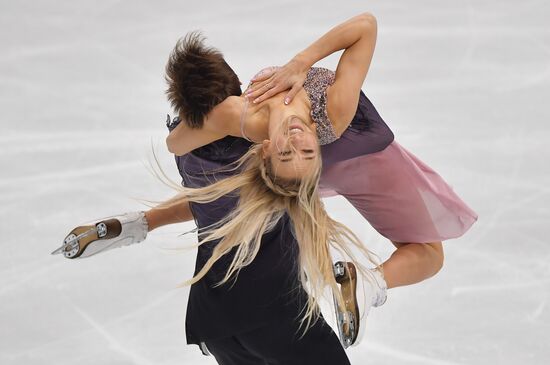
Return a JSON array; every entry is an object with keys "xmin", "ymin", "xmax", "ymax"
[{"xmin": 155, "ymin": 143, "xmax": 381, "ymax": 338}]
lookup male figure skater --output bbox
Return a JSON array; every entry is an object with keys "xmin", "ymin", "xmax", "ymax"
[{"xmin": 53, "ymin": 35, "xmax": 364, "ymax": 363}]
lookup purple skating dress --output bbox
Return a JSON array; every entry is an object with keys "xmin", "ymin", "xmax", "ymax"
[{"xmin": 301, "ymin": 67, "xmax": 478, "ymax": 243}]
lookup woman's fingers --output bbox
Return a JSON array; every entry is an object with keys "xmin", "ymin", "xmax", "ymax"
[
  {"xmin": 251, "ymin": 84, "xmax": 283, "ymax": 104},
  {"xmin": 245, "ymin": 64, "xmax": 306, "ymax": 104},
  {"xmin": 245, "ymin": 78, "xmax": 276, "ymax": 100},
  {"xmin": 250, "ymin": 67, "xmax": 277, "ymax": 82},
  {"xmin": 249, "ymin": 76, "xmax": 273, "ymax": 92},
  {"xmin": 284, "ymin": 83, "xmax": 302, "ymax": 105}
]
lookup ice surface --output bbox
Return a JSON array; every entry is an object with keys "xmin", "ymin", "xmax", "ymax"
[{"xmin": 1, "ymin": 0, "xmax": 549, "ymax": 364}]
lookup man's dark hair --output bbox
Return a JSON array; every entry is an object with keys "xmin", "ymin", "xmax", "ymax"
[{"xmin": 165, "ymin": 31, "xmax": 242, "ymax": 129}]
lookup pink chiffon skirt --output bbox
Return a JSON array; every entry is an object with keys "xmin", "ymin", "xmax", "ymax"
[{"xmin": 319, "ymin": 140, "xmax": 478, "ymax": 243}]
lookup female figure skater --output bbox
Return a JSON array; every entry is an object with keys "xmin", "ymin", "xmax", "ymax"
[
  {"xmin": 54, "ymin": 12, "xmax": 477, "ymax": 364},
  {"xmin": 164, "ymin": 10, "xmax": 477, "ymax": 313}
]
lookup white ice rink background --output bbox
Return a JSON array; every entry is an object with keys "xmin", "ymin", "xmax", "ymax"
[{"xmin": 1, "ymin": 0, "xmax": 549, "ymax": 364}]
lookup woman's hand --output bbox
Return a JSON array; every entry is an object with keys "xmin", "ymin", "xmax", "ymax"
[{"xmin": 245, "ymin": 58, "xmax": 309, "ymax": 105}]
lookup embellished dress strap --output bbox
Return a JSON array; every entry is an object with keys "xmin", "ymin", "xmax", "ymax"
[{"xmin": 303, "ymin": 67, "xmax": 339, "ymax": 145}]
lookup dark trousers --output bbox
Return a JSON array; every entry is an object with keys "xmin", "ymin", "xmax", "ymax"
[{"xmin": 204, "ymin": 314, "xmax": 351, "ymax": 365}]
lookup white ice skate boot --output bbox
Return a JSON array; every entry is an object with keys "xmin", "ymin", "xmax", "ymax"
[
  {"xmin": 52, "ymin": 211, "xmax": 148, "ymax": 259},
  {"xmin": 332, "ymin": 261, "xmax": 387, "ymax": 349}
]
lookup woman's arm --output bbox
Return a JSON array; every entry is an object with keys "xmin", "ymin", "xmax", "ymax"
[
  {"xmin": 247, "ymin": 13, "xmax": 377, "ymax": 134},
  {"xmin": 166, "ymin": 96, "xmax": 242, "ymax": 156},
  {"xmin": 323, "ymin": 14, "xmax": 377, "ymax": 136}
]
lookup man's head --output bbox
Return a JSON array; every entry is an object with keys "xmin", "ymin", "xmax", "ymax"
[{"xmin": 165, "ymin": 31, "xmax": 241, "ymax": 129}]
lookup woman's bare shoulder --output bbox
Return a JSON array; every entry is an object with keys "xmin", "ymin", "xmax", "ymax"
[{"xmin": 204, "ymin": 95, "xmax": 243, "ymax": 134}]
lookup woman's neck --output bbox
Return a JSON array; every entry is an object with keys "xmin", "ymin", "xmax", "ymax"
[{"xmin": 240, "ymin": 89, "xmax": 312, "ymax": 142}]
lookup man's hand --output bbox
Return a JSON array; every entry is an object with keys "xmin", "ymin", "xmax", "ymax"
[{"xmin": 245, "ymin": 58, "xmax": 309, "ymax": 105}]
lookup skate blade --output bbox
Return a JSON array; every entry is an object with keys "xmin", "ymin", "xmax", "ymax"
[
  {"xmin": 333, "ymin": 261, "xmax": 360, "ymax": 348},
  {"xmin": 51, "ymin": 226, "xmax": 99, "ymax": 256},
  {"xmin": 51, "ymin": 227, "xmax": 96, "ymax": 254},
  {"xmin": 51, "ymin": 245, "xmax": 67, "ymax": 255},
  {"xmin": 53, "ymin": 219, "xmax": 122, "ymax": 259}
]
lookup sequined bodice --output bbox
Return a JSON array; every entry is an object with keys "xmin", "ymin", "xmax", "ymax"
[{"xmin": 303, "ymin": 67, "xmax": 339, "ymax": 145}]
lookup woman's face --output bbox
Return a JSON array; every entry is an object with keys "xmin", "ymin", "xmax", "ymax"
[{"xmin": 262, "ymin": 115, "xmax": 320, "ymax": 180}]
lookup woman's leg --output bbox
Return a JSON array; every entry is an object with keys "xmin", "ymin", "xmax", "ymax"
[
  {"xmin": 55, "ymin": 196, "xmax": 192, "ymax": 258},
  {"xmin": 144, "ymin": 199, "xmax": 192, "ymax": 231},
  {"xmin": 382, "ymin": 241, "xmax": 444, "ymax": 289}
]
